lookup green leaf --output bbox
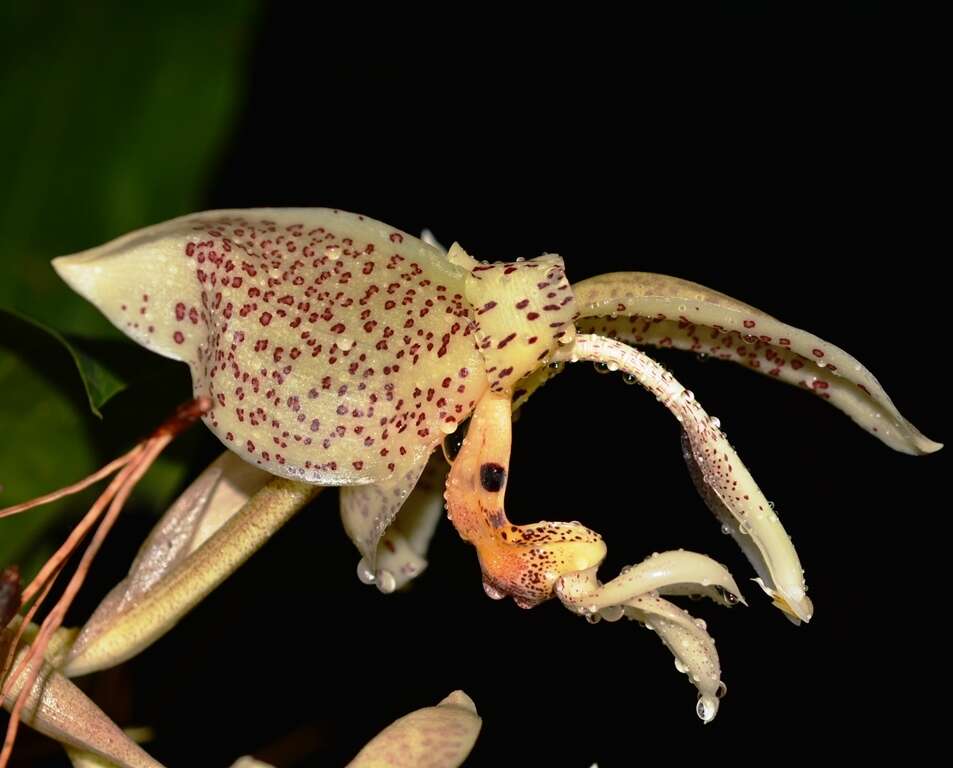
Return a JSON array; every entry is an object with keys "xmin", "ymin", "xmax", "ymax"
[
  {"xmin": 0, "ymin": 309, "xmax": 126, "ymax": 418},
  {"xmin": 0, "ymin": 0, "xmax": 257, "ymax": 574},
  {"xmin": 0, "ymin": 1, "xmax": 258, "ymax": 335}
]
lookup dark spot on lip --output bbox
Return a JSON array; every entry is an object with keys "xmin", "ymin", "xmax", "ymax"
[{"xmin": 480, "ymin": 463, "xmax": 506, "ymax": 493}]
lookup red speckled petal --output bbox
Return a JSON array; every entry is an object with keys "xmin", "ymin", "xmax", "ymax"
[
  {"xmin": 347, "ymin": 690, "xmax": 481, "ymax": 768},
  {"xmin": 556, "ymin": 335, "xmax": 813, "ymax": 623},
  {"xmin": 573, "ymin": 272, "xmax": 941, "ymax": 455},
  {"xmin": 53, "ymin": 209, "xmax": 488, "ymax": 486}
]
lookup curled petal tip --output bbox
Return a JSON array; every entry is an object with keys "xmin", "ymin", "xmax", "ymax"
[{"xmin": 753, "ymin": 578, "xmax": 813, "ymax": 624}]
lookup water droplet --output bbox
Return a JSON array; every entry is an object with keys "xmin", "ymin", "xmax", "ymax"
[
  {"xmin": 738, "ymin": 519, "xmax": 750, "ymax": 535},
  {"xmin": 683, "ymin": 389, "xmax": 695, "ymax": 400},
  {"xmin": 607, "ymin": 362, "xmax": 619, "ymax": 372},
  {"xmin": 356, "ymin": 558, "xmax": 375, "ymax": 585},
  {"xmin": 483, "ymin": 581, "xmax": 506, "ymax": 600},
  {"xmin": 601, "ymin": 605, "xmax": 624, "ymax": 622},
  {"xmin": 338, "ymin": 337, "xmax": 354, "ymax": 352},
  {"xmin": 696, "ymin": 352, "xmax": 709, "ymax": 363},
  {"xmin": 440, "ymin": 420, "xmax": 457, "ymax": 435},
  {"xmin": 720, "ymin": 524, "xmax": 731, "ymax": 535},
  {"xmin": 696, "ymin": 695, "xmax": 718, "ymax": 723},
  {"xmin": 594, "ymin": 362, "xmax": 610, "ymax": 374},
  {"xmin": 694, "ymin": 618, "xmax": 707, "ymax": 630},
  {"xmin": 623, "ymin": 373, "xmax": 637, "ymax": 385},
  {"xmin": 325, "ymin": 245, "xmax": 341, "ymax": 260},
  {"xmin": 586, "ymin": 613, "xmax": 601, "ymax": 624},
  {"xmin": 716, "ymin": 682, "xmax": 728, "ymax": 699},
  {"xmin": 549, "ymin": 361, "xmax": 563, "ymax": 371},
  {"xmin": 376, "ymin": 569, "xmax": 397, "ymax": 594},
  {"xmin": 710, "ymin": 417, "xmax": 721, "ymax": 429},
  {"xmin": 674, "ymin": 658, "xmax": 688, "ymax": 673},
  {"xmin": 620, "ymin": 564, "xmax": 633, "ymax": 575},
  {"xmin": 678, "ymin": 304, "xmax": 687, "ymax": 312}
]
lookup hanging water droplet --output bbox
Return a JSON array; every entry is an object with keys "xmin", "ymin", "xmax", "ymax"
[
  {"xmin": 694, "ymin": 618, "xmax": 707, "ymax": 630},
  {"xmin": 607, "ymin": 362, "xmax": 619, "ymax": 372},
  {"xmin": 720, "ymin": 524, "xmax": 731, "ymax": 535},
  {"xmin": 440, "ymin": 420, "xmax": 457, "ymax": 435},
  {"xmin": 601, "ymin": 605, "xmax": 624, "ymax": 622},
  {"xmin": 622, "ymin": 373, "xmax": 637, "ymax": 385},
  {"xmin": 683, "ymin": 389, "xmax": 695, "ymax": 400},
  {"xmin": 696, "ymin": 696, "xmax": 718, "ymax": 723},
  {"xmin": 376, "ymin": 569, "xmax": 397, "ymax": 594},
  {"xmin": 710, "ymin": 417, "xmax": 721, "ymax": 429},
  {"xmin": 696, "ymin": 352, "xmax": 709, "ymax": 363},
  {"xmin": 325, "ymin": 245, "xmax": 341, "ymax": 260},
  {"xmin": 738, "ymin": 519, "xmax": 750, "ymax": 535},
  {"xmin": 620, "ymin": 564, "xmax": 633, "ymax": 575},
  {"xmin": 549, "ymin": 361, "xmax": 563, "ymax": 371},
  {"xmin": 594, "ymin": 362, "xmax": 610, "ymax": 374},
  {"xmin": 356, "ymin": 558, "xmax": 376, "ymax": 585},
  {"xmin": 586, "ymin": 613, "xmax": 601, "ymax": 624},
  {"xmin": 483, "ymin": 581, "xmax": 506, "ymax": 600},
  {"xmin": 674, "ymin": 658, "xmax": 688, "ymax": 674},
  {"xmin": 716, "ymin": 682, "xmax": 728, "ymax": 699}
]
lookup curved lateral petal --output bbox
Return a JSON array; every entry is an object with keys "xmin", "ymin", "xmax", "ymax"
[
  {"xmin": 573, "ymin": 272, "xmax": 941, "ymax": 455},
  {"xmin": 557, "ymin": 550, "xmax": 745, "ymax": 613},
  {"xmin": 366, "ymin": 455, "xmax": 450, "ymax": 591},
  {"xmin": 347, "ymin": 690, "xmax": 481, "ymax": 768},
  {"xmin": 556, "ymin": 335, "xmax": 813, "ymax": 623},
  {"xmin": 623, "ymin": 594, "xmax": 724, "ymax": 723},
  {"xmin": 2, "ymin": 637, "xmax": 164, "ymax": 768},
  {"xmin": 340, "ymin": 460, "xmax": 429, "ymax": 573}
]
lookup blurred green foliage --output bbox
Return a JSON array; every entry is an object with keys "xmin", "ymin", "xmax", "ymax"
[{"xmin": 0, "ymin": 1, "xmax": 258, "ymax": 573}]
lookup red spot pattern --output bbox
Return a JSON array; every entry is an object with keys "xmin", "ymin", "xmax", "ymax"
[{"xmin": 165, "ymin": 212, "xmax": 487, "ymax": 482}]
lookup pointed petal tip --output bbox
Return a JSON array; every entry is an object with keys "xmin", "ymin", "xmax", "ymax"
[
  {"xmin": 753, "ymin": 578, "xmax": 813, "ymax": 624},
  {"xmin": 439, "ymin": 690, "xmax": 478, "ymax": 714}
]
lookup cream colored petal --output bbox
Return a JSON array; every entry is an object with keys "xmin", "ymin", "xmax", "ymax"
[
  {"xmin": 347, "ymin": 691, "xmax": 481, "ymax": 768},
  {"xmin": 623, "ymin": 594, "xmax": 725, "ymax": 723},
  {"xmin": 573, "ymin": 272, "xmax": 941, "ymax": 455},
  {"xmin": 556, "ymin": 550, "xmax": 744, "ymax": 614},
  {"xmin": 358, "ymin": 455, "xmax": 450, "ymax": 592},
  {"xmin": 53, "ymin": 209, "xmax": 486, "ymax": 486},
  {"xmin": 2, "ymin": 638, "xmax": 164, "ymax": 768},
  {"xmin": 556, "ymin": 335, "xmax": 813, "ymax": 623},
  {"xmin": 340, "ymin": 459, "xmax": 430, "ymax": 582},
  {"xmin": 65, "ymin": 477, "xmax": 319, "ymax": 677}
]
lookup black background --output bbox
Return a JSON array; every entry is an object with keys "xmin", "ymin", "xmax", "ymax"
[{"xmin": 23, "ymin": 6, "xmax": 949, "ymax": 767}]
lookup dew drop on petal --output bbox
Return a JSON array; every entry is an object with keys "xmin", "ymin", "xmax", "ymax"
[
  {"xmin": 696, "ymin": 695, "xmax": 718, "ymax": 723},
  {"xmin": 376, "ymin": 569, "xmax": 397, "ymax": 594},
  {"xmin": 483, "ymin": 581, "xmax": 506, "ymax": 600},
  {"xmin": 601, "ymin": 605, "xmax": 624, "ymax": 622},
  {"xmin": 356, "ymin": 558, "xmax": 375, "ymax": 585}
]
